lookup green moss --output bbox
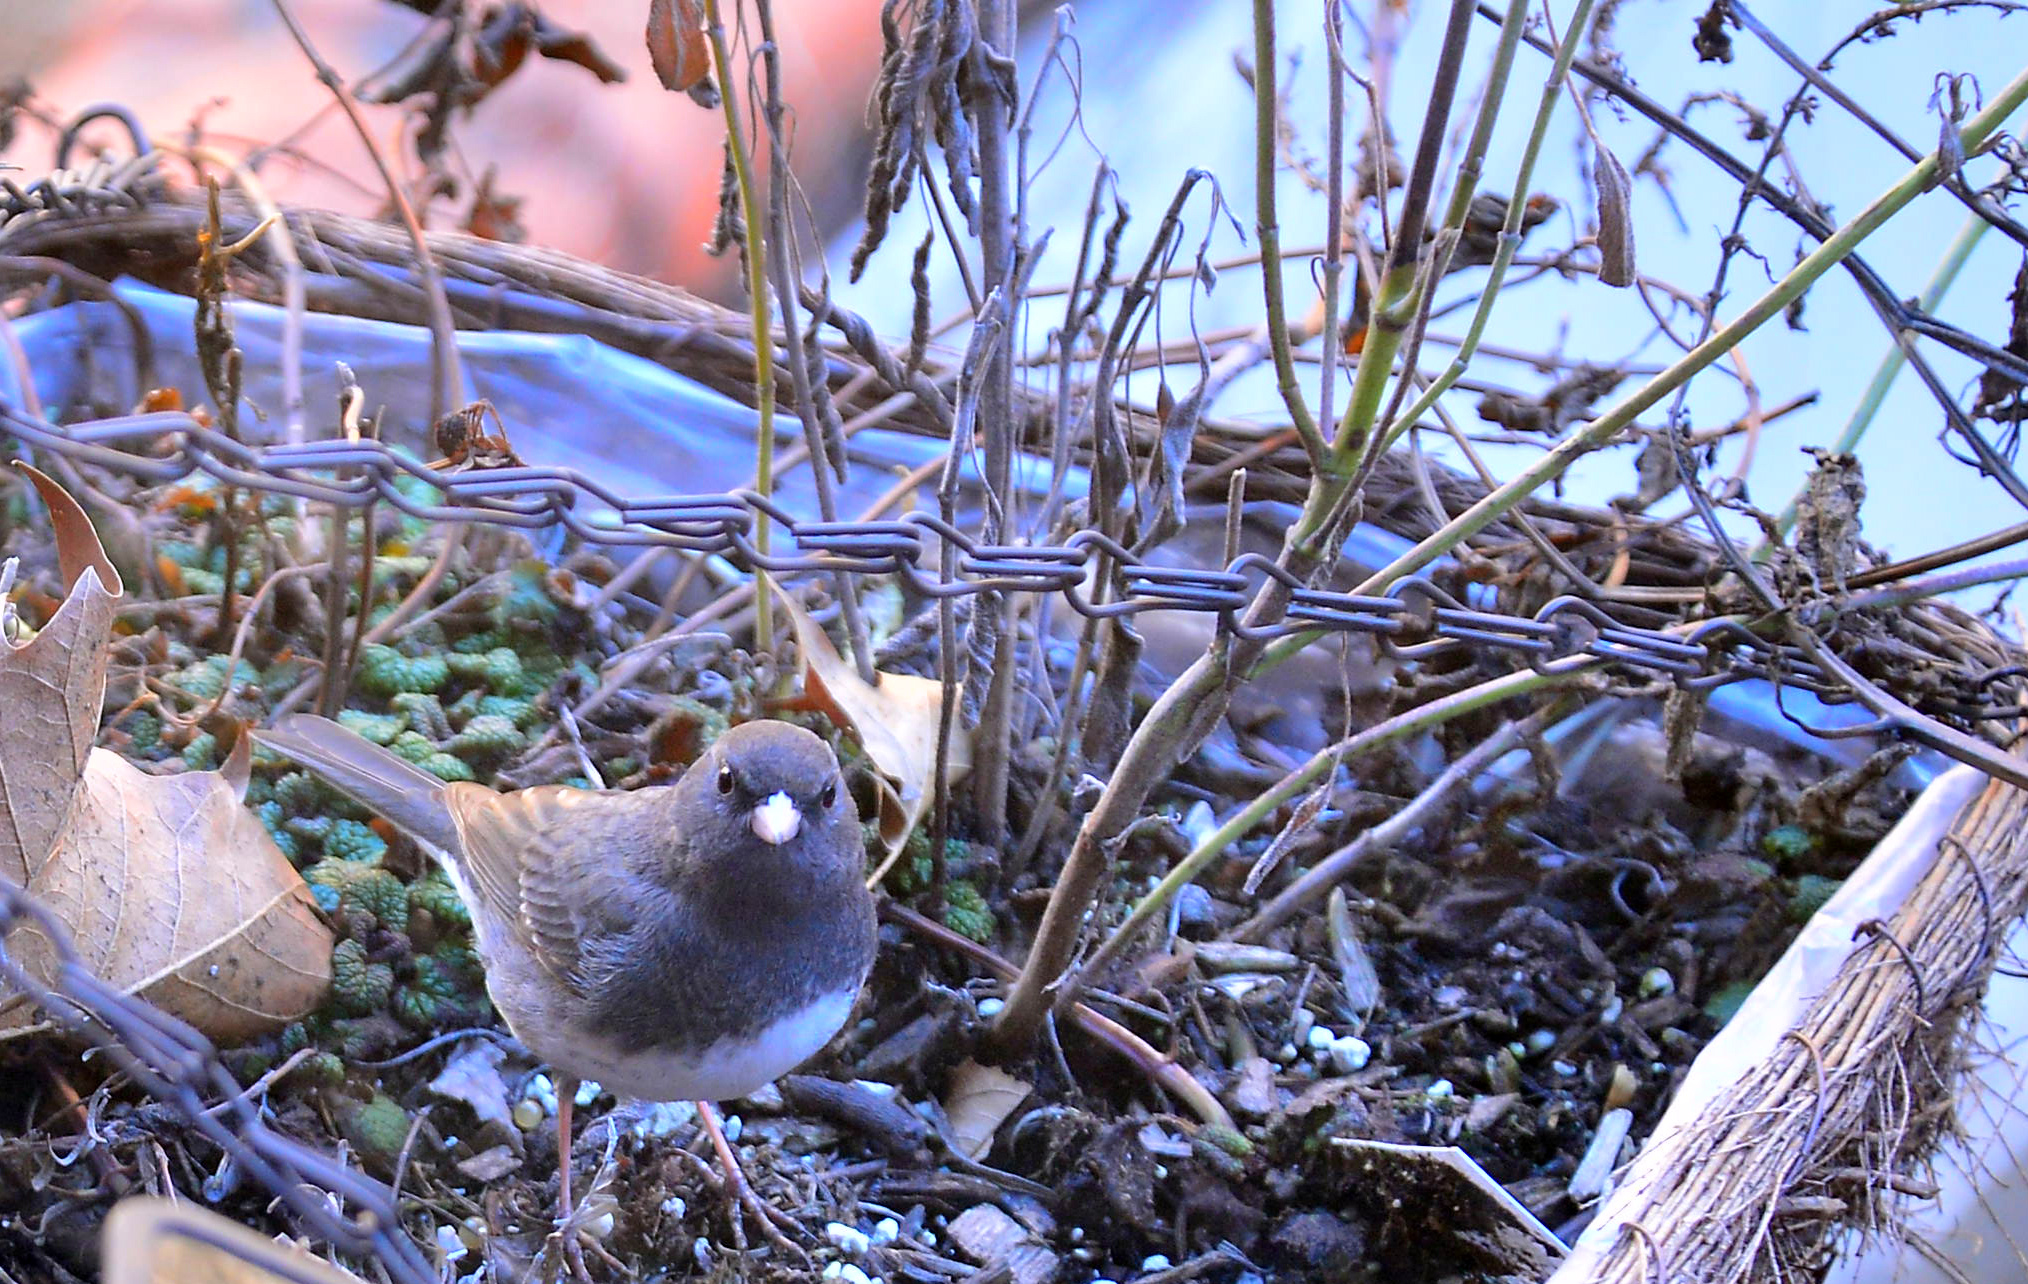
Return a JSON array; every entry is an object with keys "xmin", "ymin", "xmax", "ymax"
[
  {"xmin": 336, "ymin": 709, "xmax": 408, "ymax": 745},
  {"xmin": 328, "ymin": 939, "xmax": 395, "ymax": 1017},
  {"xmin": 293, "ymin": 1051, "xmax": 345, "ymax": 1090},
  {"xmin": 323, "ymin": 818, "xmax": 389, "ymax": 865},
  {"xmin": 335, "ymin": 1092, "xmax": 411, "ymax": 1174},
  {"xmin": 278, "ymin": 1021, "xmax": 310, "ymax": 1056},
  {"xmin": 167, "ymin": 654, "xmax": 258, "ymax": 702},
  {"xmin": 180, "ymin": 732, "xmax": 219, "ymax": 771},
  {"xmin": 446, "ymin": 646, "xmax": 524, "ymax": 689},
  {"xmin": 941, "ymin": 881, "xmax": 995, "ymax": 943},
  {"xmin": 126, "ymin": 711, "xmax": 162, "ymax": 754},
  {"xmin": 393, "ymin": 953, "xmax": 489, "ymax": 1030},
  {"xmin": 304, "ymin": 860, "xmax": 406, "ymax": 931},
  {"xmin": 254, "ymin": 801, "xmax": 301, "ymax": 862},
  {"xmin": 408, "ymin": 869, "xmax": 471, "ymax": 931},
  {"xmin": 1703, "ymin": 979, "xmax": 1757, "ymax": 1025},
  {"xmin": 389, "ymin": 692, "xmax": 451, "ymax": 741},
  {"xmin": 1786, "ymin": 874, "xmax": 1841, "ymax": 924},
  {"xmin": 446, "ymin": 714, "xmax": 524, "ymax": 757},
  {"xmin": 356, "ymin": 644, "xmax": 449, "ymax": 697},
  {"xmin": 431, "ymin": 937, "xmax": 485, "ymax": 986},
  {"xmin": 272, "ymin": 771, "xmax": 328, "ymax": 815},
  {"xmin": 1761, "ymin": 824, "xmax": 1820, "ymax": 869}
]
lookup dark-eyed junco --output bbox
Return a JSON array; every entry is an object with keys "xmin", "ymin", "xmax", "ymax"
[{"xmin": 256, "ymin": 715, "xmax": 875, "ymax": 1257}]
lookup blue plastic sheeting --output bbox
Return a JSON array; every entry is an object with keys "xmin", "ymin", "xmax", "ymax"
[{"xmin": 0, "ymin": 278, "xmax": 1928, "ymax": 781}]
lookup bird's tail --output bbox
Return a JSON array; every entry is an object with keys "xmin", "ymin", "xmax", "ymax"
[{"xmin": 255, "ymin": 714, "xmax": 463, "ymax": 854}]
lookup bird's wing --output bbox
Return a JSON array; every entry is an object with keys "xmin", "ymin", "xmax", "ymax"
[{"xmin": 441, "ymin": 784, "xmax": 648, "ymax": 987}]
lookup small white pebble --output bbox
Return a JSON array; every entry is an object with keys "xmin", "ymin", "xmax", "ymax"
[
  {"xmin": 574, "ymin": 1080, "xmax": 602, "ymax": 1107},
  {"xmin": 631, "ymin": 1101, "xmax": 699, "ymax": 1139},
  {"xmin": 838, "ymin": 1265, "xmax": 874, "ymax": 1284},
  {"xmin": 1525, "ymin": 1029, "xmax": 1557, "ymax": 1057},
  {"xmin": 823, "ymin": 1263, "xmax": 845, "ymax": 1280},
  {"xmin": 511, "ymin": 1099, "xmax": 544, "ymax": 1132},
  {"xmin": 1305, "ymin": 1024, "xmax": 1336, "ymax": 1051},
  {"xmin": 853, "ymin": 1079, "xmax": 900, "ymax": 1100},
  {"xmin": 585, "ymin": 1211, "xmax": 615, "ymax": 1240},
  {"xmin": 660, "ymin": 1196, "xmax": 687, "ymax": 1218},
  {"xmin": 721, "ymin": 1114, "xmax": 743, "ymax": 1143},
  {"xmin": 871, "ymin": 1217, "xmax": 900, "ymax": 1247},
  {"xmin": 1599, "ymin": 994, "xmax": 1625, "ymax": 1024},
  {"xmin": 1273, "ymin": 1042, "xmax": 1298, "ymax": 1065},
  {"xmin": 825, "ymin": 1223, "xmax": 872, "ymax": 1256},
  {"xmin": 1639, "ymin": 967, "xmax": 1675, "ymax": 999},
  {"xmin": 921, "ymin": 1230, "xmax": 936, "ymax": 1247},
  {"xmin": 1142, "ymin": 1254, "xmax": 1173, "ymax": 1272},
  {"xmin": 1328, "ymin": 1035, "xmax": 1371, "ymax": 1074},
  {"xmin": 976, "ymin": 997, "xmax": 1006, "ymax": 1018},
  {"xmin": 1426, "ymin": 1078, "xmax": 1454, "ymax": 1101},
  {"xmin": 1552, "ymin": 1060, "xmax": 1578, "ymax": 1077},
  {"xmin": 1069, "ymin": 1225, "xmax": 1084, "ymax": 1243}
]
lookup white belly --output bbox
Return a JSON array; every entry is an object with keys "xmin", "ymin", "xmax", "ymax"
[{"xmin": 553, "ymin": 987, "xmax": 857, "ymax": 1103}]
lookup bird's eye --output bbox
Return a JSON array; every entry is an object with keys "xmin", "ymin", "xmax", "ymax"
[
  {"xmin": 820, "ymin": 780, "xmax": 838, "ymax": 809},
  {"xmin": 717, "ymin": 766, "xmax": 735, "ymax": 795}
]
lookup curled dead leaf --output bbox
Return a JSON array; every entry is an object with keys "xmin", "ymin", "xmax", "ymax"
[
  {"xmin": 0, "ymin": 468, "xmax": 331, "ymax": 1041},
  {"xmin": 777, "ymin": 589, "xmax": 972, "ymax": 882},
  {"xmin": 646, "ymin": 0, "xmax": 714, "ymax": 97},
  {"xmin": 1, "ymin": 463, "xmax": 122, "ymax": 884},
  {"xmin": 942, "ymin": 1058, "xmax": 1031, "ymax": 1160}
]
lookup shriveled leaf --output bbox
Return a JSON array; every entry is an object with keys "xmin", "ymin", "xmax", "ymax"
[
  {"xmin": 645, "ymin": 0, "xmax": 711, "ymax": 93},
  {"xmin": 429, "ymin": 1039, "xmax": 519, "ymax": 1138},
  {"xmin": 0, "ymin": 738, "xmax": 333, "ymax": 1043},
  {"xmin": 0, "ymin": 462, "xmax": 123, "ymax": 884},
  {"xmin": 104, "ymin": 1196, "xmax": 367, "ymax": 1284},
  {"xmin": 1591, "ymin": 139, "xmax": 1637, "ymax": 288},
  {"xmin": 943, "ymin": 1059, "xmax": 1031, "ymax": 1160},
  {"xmin": 777, "ymin": 589, "xmax": 972, "ymax": 877},
  {"xmin": 0, "ymin": 471, "xmax": 329, "ymax": 1043}
]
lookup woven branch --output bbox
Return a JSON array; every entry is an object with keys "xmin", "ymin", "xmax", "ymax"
[{"xmin": 1561, "ymin": 772, "xmax": 2028, "ymax": 1283}]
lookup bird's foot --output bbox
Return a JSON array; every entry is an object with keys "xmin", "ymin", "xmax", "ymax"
[{"xmin": 698, "ymin": 1099, "xmax": 809, "ymax": 1263}]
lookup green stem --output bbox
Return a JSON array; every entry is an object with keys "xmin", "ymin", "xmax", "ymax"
[
  {"xmin": 1060, "ymin": 666, "xmax": 1566, "ymax": 1001},
  {"xmin": 704, "ymin": 0, "xmax": 775, "ymax": 654},
  {"xmin": 1763, "ymin": 209, "xmax": 1990, "ymax": 545},
  {"xmin": 1252, "ymin": 0, "xmax": 1326, "ymax": 461},
  {"xmin": 1353, "ymin": 59, "xmax": 2028, "ymax": 599},
  {"xmin": 1379, "ymin": 0, "xmax": 1596, "ymax": 451}
]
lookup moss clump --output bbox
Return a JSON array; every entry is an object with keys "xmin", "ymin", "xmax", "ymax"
[
  {"xmin": 389, "ymin": 692, "xmax": 451, "ymax": 740},
  {"xmin": 334, "ymin": 1092, "xmax": 412, "ymax": 1175},
  {"xmin": 941, "ymin": 880, "xmax": 995, "ymax": 943},
  {"xmin": 254, "ymin": 800, "xmax": 301, "ymax": 863},
  {"xmin": 126, "ymin": 711, "xmax": 162, "ymax": 754},
  {"xmin": 393, "ymin": 952, "xmax": 490, "ymax": 1031},
  {"xmin": 305, "ymin": 861, "xmax": 407, "ymax": 930},
  {"xmin": 1786, "ymin": 873, "xmax": 1841, "ymax": 924},
  {"xmin": 356, "ymin": 644, "xmax": 449, "ymax": 697},
  {"xmin": 446, "ymin": 646, "xmax": 524, "ymax": 689},
  {"xmin": 446, "ymin": 714, "xmax": 524, "ymax": 757},
  {"xmin": 180, "ymin": 732, "xmax": 219, "ymax": 771},
  {"xmin": 328, "ymin": 939, "xmax": 395, "ymax": 1017},
  {"xmin": 166, "ymin": 654, "xmax": 258, "ymax": 702},
  {"xmin": 323, "ymin": 818, "xmax": 389, "ymax": 865},
  {"xmin": 408, "ymin": 869, "xmax": 471, "ymax": 931},
  {"xmin": 336, "ymin": 709, "xmax": 408, "ymax": 745},
  {"xmin": 389, "ymin": 731, "xmax": 475, "ymax": 782},
  {"xmin": 1761, "ymin": 824, "xmax": 1820, "ymax": 869}
]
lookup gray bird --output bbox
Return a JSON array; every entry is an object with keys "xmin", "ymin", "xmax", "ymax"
[{"xmin": 256, "ymin": 714, "xmax": 875, "ymax": 1255}]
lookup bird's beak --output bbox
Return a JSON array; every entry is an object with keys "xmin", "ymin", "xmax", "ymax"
[{"xmin": 750, "ymin": 791, "xmax": 801, "ymax": 845}]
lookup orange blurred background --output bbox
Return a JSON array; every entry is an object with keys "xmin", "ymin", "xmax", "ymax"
[{"xmin": 1, "ymin": 0, "xmax": 890, "ymax": 302}]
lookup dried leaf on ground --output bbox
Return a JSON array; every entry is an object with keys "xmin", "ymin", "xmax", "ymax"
[
  {"xmin": 0, "ymin": 463, "xmax": 121, "ymax": 884},
  {"xmin": 777, "ymin": 589, "xmax": 973, "ymax": 877},
  {"xmin": 104, "ymin": 1196, "xmax": 367, "ymax": 1284},
  {"xmin": 942, "ymin": 1058, "xmax": 1030, "ymax": 1160},
  {"xmin": 0, "ymin": 468, "xmax": 331, "ymax": 1042}
]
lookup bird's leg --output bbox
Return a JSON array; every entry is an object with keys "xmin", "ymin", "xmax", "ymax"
[
  {"xmin": 550, "ymin": 1074, "xmax": 594, "ymax": 1284},
  {"xmin": 697, "ymin": 1099, "xmax": 807, "ymax": 1258}
]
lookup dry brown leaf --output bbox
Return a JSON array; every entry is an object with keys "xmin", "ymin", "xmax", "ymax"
[
  {"xmin": 645, "ymin": 0, "xmax": 711, "ymax": 93},
  {"xmin": 777, "ymin": 589, "xmax": 972, "ymax": 879},
  {"xmin": 1, "ymin": 463, "xmax": 121, "ymax": 885},
  {"xmin": 104, "ymin": 1196, "xmax": 367, "ymax": 1284},
  {"xmin": 942, "ymin": 1058, "xmax": 1030, "ymax": 1161},
  {"xmin": 0, "ymin": 468, "xmax": 331, "ymax": 1041}
]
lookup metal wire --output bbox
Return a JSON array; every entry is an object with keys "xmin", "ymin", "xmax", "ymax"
[
  {"xmin": 0, "ymin": 401, "xmax": 1867, "ymax": 697},
  {"xmin": 0, "ymin": 877, "xmax": 438, "ymax": 1284}
]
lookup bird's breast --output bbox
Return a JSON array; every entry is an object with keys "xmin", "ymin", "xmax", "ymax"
[{"xmin": 556, "ymin": 985, "xmax": 859, "ymax": 1104}]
